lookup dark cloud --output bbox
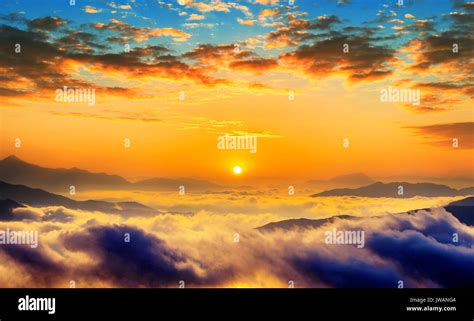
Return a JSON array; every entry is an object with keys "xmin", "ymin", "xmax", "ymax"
[
  {"xmin": 404, "ymin": 19, "xmax": 436, "ymax": 33},
  {"xmin": 292, "ymin": 253, "xmax": 403, "ymax": 288},
  {"xmin": 454, "ymin": 0, "xmax": 474, "ymax": 12},
  {"xmin": 309, "ymin": 15, "xmax": 341, "ymax": 30},
  {"xmin": 0, "ymin": 25, "xmax": 162, "ymax": 96},
  {"xmin": 106, "ymin": 36, "xmax": 130, "ymax": 43},
  {"xmin": 405, "ymin": 122, "xmax": 474, "ymax": 149},
  {"xmin": 406, "ymin": 32, "xmax": 473, "ymax": 71},
  {"xmin": 27, "ymin": 16, "xmax": 68, "ymax": 31},
  {"xmin": 182, "ymin": 43, "xmax": 235, "ymax": 62},
  {"xmin": 286, "ymin": 209, "xmax": 473, "ymax": 287},
  {"xmin": 56, "ymin": 30, "xmax": 109, "ymax": 51},
  {"xmin": 264, "ymin": 15, "xmax": 341, "ymax": 48},
  {"xmin": 415, "ymin": 81, "xmax": 474, "ymax": 98},
  {"xmin": 1, "ymin": 245, "xmax": 65, "ymax": 286},
  {"xmin": 0, "ymin": 25, "xmax": 67, "ymax": 96},
  {"xmin": 281, "ymin": 33, "xmax": 395, "ymax": 81},
  {"xmin": 368, "ymin": 232, "xmax": 474, "ymax": 287},
  {"xmin": 389, "ymin": 211, "xmax": 472, "ymax": 248},
  {"xmin": 62, "ymin": 225, "xmax": 201, "ymax": 287},
  {"xmin": 229, "ymin": 57, "xmax": 278, "ymax": 73}
]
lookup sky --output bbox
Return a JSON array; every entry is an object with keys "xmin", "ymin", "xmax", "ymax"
[{"xmin": 0, "ymin": 0, "xmax": 472, "ymax": 182}]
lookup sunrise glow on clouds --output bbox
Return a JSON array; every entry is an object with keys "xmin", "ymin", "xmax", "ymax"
[
  {"xmin": 0, "ymin": 0, "xmax": 471, "ymax": 182},
  {"xmin": 0, "ymin": 0, "xmax": 473, "ymax": 290}
]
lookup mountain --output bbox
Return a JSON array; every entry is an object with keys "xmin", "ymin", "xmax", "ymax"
[
  {"xmin": 0, "ymin": 155, "xmax": 130, "ymax": 192},
  {"xmin": 0, "ymin": 198, "xmax": 27, "ymax": 221},
  {"xmin": 444, "ymin": 197, "xmax": 474, "ymax": 226},
  {"xmin": 0, "ymin": 180, "xmax": 155, "ymax": 215},
  {"xmin": 378, "ymin": 176, "xmax": 474, "ymax": 189},
  {"xmin": 311, "ymin": 182, "xmax": 474, "ymax": 198},
  {"xmin": 0, "ymin": 156, "xmax": 225, "ymax": 192},
  {"xmin": 306, "ymin": 173, "xmax": 374, "ymax": 189},
  {"xmin": 257, "ymin": 196, "xmax": 474, "ymax": 231},
  {"xmin": 257, "ymin": 215, "xmax": 356, "ymax": 232},
  {"xmin": 459, "ymin": 187, "xmax": 474, "ymax": 195}
]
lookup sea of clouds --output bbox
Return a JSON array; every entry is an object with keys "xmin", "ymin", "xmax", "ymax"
[{"xmin": 0, "ymin": 194, "xmax": 472, "ymax": 288}]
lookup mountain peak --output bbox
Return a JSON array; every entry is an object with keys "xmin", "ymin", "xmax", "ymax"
[
  {"xmin": 311, "ymin": 181, "xmax": 462, "ymax": 198},
  {"xmin": 1, "ymin": 155, "xmax": 26, "ymax": 163}
]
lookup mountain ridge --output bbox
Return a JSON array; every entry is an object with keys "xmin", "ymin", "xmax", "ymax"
[
  {"xmin": 0, "ymin": 155, "xmax": 224, "ymax": 192},
  {"xmin": 312, "ymin": 182, "xmax": 474, "ymax": 198},
  {"xmin": 0, "ymin": 180, "xmax": 156, "ymax": 215}
]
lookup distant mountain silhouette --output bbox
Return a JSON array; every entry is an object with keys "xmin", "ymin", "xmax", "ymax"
[
  {"xmin": 311, "ymin": 182, "xmax": 474, "ymax": 198},
  {"xmin": 256, "ymin": 197, "xmax": 474, "ymax": 231},
  {"xmin": 0, "ymin": 180, "xmax": 155, "ymax": 215},
  {"xmin": 306, "ymin": 173, "xmax": 374, "ymax": 188},
  {"xmin": 257, "ymin": 215, "xmax": 357, "ymax": 232},
  {"xmin": 458, "ymin": 186, "xmax": 474, "ymax": 195},
  {"xmin": 0, "ymin": 155, "xmax": 225, "ymax": 192},
  {"xmin": 0, "ymin": 198, "xmax": 27, "ymax": 221},
  {"xmin": 0, "ymin": 155, "xmax": 130, "ymax": 192},
  {"xmin": 444, "ymin": 197, "xmax": 474, "ymax": 226}
]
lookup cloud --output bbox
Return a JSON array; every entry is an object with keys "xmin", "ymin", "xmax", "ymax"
[
  {"xmin": 328, "ymin": 0, "xmax": 352, "ymax": 5},
  {"xmin": 0, "ymin": 194, "xmax": 472, "ymax": 288},
  {"xmin": 311, "ymin": 15, "xmax": 341, "ymax": 30},
  {"xmin": 254, "ymin": 0, "xmax": 279, "ymax": 4},
  {"xmin": 292, "ymin": 253, "xmax": 401, "ymax": 287},
  {"xmin": 181, "ymin": 43, "xmax": 279, "ymax": 75},
  {"xmin": 262, "ymin": 14, "xmax": 341, "ymax": 49},
  {"xmin": 56, "ymin": 30, "xmax": 109, "ymax": 51},
  {"xmin": 259, "ymin": 9, "xmax": 280, "ymax": 22},
  {"xmin": 50, "ymin": 111, "xmax": 163, "ymax": 123},
  {"xmin": 182, "ymin": 22, "xmax": 214, "ymax": 29},
  {"xmin": 62, "ymin": 225, "xmax": 204, "ymax": 286},
  {"xmin": 27, "ymin": 16, "xmax": 68, "ymax": 31},
  {"xmin": 400, "ymin": 4, "xmax": 473, "ymax": 86},
  {"xmin": 182, "ymin": 43, "xmax": 235, "ymax": 65},
  {"xmin": 237, "ymin": 18, "xmax": 257, "ymax": 26},
  {"xmin": 186, "ymin": 1, "xmax": 231, "ymax": 13},
  {"xmin": 368, "ymin": 232, "xmax": 474, "ymax": 287},
  {"xmin": 108, "ymin": 2, "xmax": 132, "ymax": 10},
  {"xmin": 0, "ymin": 245, "xmax": 65, "ymax": 286},
  {"xmin": 415, "ymin": 81, "xmax": 473, "ymax": 98},
  {"xmin": 93, "ymin": 19, "xmax": 190, "ymax": 42},
  {"xmin": 280, "ymin": 208, "xmax": 474, "ymax": 287},
  {"xmin": 0, "ymin": 25, "xmax": 76, "ymax": 96},
  {"xmin": 229, "ymin": 57, "xmax": 278, "ymax": 73},
  {"xmin": 404, "ymin": 122, "xmax": 474, "ymax": 149},
  {"xmin": 0, "ymin": 25, "xmax": 167, "ymax": 97},
  {"xmin": 280, "ymin": 33, "xmax": 395, "ymax": 82},
  {"xmin": 454, "ymin": 0, "xmax": 474, "ymax": 12},
  {"xmin": 83, "ymin": 6, "xmax": 102, "ymax": 14},
  {"xmin": 188, "ymin": 13, "xmax": 205, "ymax": 21}
]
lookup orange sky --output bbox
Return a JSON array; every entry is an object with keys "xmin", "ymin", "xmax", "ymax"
[
  {"xmin": 1, "ymin": 75, "xmax": 472, "ymax": 182},
  {"xmin": 0, "ymin": 1, "xmax": 472, "ymax": 182}
]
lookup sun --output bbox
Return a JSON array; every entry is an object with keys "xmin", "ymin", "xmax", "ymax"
[{"xmin": 233, "ymin": 165, "xmax": 242, "ymax": 175}]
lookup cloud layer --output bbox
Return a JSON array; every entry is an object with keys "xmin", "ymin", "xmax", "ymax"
[{"xmin": 0, "ymin": 196, "xmax": 472, "ymax": 288}]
